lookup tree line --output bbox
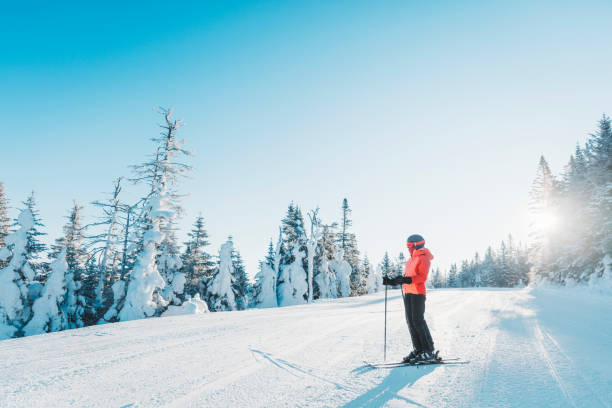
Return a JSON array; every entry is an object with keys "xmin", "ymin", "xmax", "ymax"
[
  {"xmin": 528, "ymin": 114, "xmax": 611, "ymax": 286},
  {"xmin": 0, "ymin": 108, "xmax": 384, "ymax": 340}
]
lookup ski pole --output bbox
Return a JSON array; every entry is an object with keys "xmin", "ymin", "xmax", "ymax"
[{"xmin": 384, "ymin": 279, "xmax": 388, "ymax": 361}]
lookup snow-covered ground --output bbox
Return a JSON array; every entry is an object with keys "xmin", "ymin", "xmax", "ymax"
[{"xmin": 1, "ymin": 287, "xmax": 610, "ymax": 408}]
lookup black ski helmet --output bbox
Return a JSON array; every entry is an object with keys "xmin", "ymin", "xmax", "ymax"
[{"xmin": 407, "ymin": 234, "xmax": 425, "ymax": 249}]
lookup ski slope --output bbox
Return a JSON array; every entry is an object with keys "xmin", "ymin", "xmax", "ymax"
[{"xmin": 1, "ymin": 288, "xmax": 610, "ymax": 408}]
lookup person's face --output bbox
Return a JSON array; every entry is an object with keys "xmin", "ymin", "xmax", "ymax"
[{"xmin": 407, "ymin": 241, "xmax": 415, "ymax": 255}]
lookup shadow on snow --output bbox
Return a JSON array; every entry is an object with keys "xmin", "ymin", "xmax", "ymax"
[{"xmin": 343, "ymin": 364, "xmax": 434, "ymax": 408}]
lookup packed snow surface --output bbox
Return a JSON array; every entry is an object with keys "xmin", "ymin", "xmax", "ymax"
[{"xmin": 1, "ymin": 287, "xmax": 611, "ymax": 407}]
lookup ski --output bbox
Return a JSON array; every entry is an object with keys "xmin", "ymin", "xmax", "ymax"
[
  {"xmin": 364, "ymin": 357, "xmax": 460, "ymax": 367},
  {"xmin": 363, "ymin": 359, "xmax": 468, "ymax": 369}
]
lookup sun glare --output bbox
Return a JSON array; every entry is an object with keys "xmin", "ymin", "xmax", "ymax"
[{"xmin": 534, "ymin": 211, "xmax": 559, "ymax": 233}]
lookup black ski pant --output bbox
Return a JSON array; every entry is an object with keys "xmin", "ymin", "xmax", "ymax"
[{"xmin": 403, "ymin": 293, "xmax": 434, "ymax": 352}]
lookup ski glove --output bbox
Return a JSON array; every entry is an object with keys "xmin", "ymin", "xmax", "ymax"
[
  {"xmin": 382, "ymin": 276, "xmax": 413, "ymax": 286},
  {"xmin": 382, "ymin": 276, "xmax": 396, "ymax": 286}
]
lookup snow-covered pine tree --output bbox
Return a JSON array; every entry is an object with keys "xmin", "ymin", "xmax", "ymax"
[
  {"xmin": 395, "ymin": 252, "xmax": 406, "ymax": 275},
  {"xmin": 181, "ymin": 214, "xmax": 214, "ymax": 298},
  {"xmin": 22, "ymin": 192, "xmax": 48, "ymax": 282},
  {"xmin": 361, "ymin": 255, "xmax": 371, "ymax": 293},
  {"xmin": 313, "ymin": 223, "xmax": 338, "ymax": 299},
  {"xmin": 49, "ymin": 202, "xmax": 87, "ymax": 328},
  {"xmin": 471, "ymin": 253, "xmax": 482, "ymax": 287},
  {"xmin": 480, "ymin": 247, "xmax": 496, "ymax": 287},
  {"xmin": 392, "ymin": 252, "xmax": 406, "ymax": 290},
  {"xmin": 515, "ymin": 243, "xmax": 531, "ymax": 286},
  {"xmin": 337, "ymin": 198, "xmax": 360, "ymax": 295},
  {"xmin": 557, "ymin": 146, "xmax": 592, "ymax": 282},
  {"xmin": 528, "ymin": 156, "xmax": 560, "ymax": 282},
  {"xmin": 207, "ymin": 239, "xmax": 237, "ymax": 311},
  {"xmin": 0, "ymin": 184, "xmax": 10, "ymax": 271},
  {"xmin": 584, "ymin": 115, "xmax": 612, "ymax": 281},
  {"xmin": 0, "ymin": 182, "xmax": 10, "ymax": 257},
  {"xmin": 117, "ymin": 187, "xmax": 170, "ymax": 321},
  {"xmin": 457, "ymin": 260, "xmax": 470, "ymax": 288},
  {"xmin": 277, "ymin": 204, "xmax": 309, "ymax": 306},
  {"xmin": 330, "ymin": 249, "xmax": 352, "ymax": 297},
  {"xmin": 495, "ymin": 241, "xmax": 513, "ymax": 287},
  {"xmin": 447, "ymin": 263, "xmax": 458, "ymax": 288},
  {"xmin": 231, "ymin": 240, "xmax": 250, "ymax": 310},
  {"xmin": 89, "ymin": 178, "xmax": 124, "ymax": 315},
  {"xmin": 0, "ymin": 209, "xmax": 36, "ymax": 339},
  {"xmin": 23, "ymin": 248, "xmax": 71, "ymax": 336},
  {"xmin": 430, "ymin": 267, "xmax": 444, "ymax": 288},
  {"xmin": 305, "ymin": 209, "xmax": 322, "ymax": 303},
  {"xmin": 119, "ymin": 108, "xmax": 191, "ymax": 320},
  {"xmin": 379, "ymin": 252, "xmax": 393, "ymax": 278},
  {"xmin": 251, "ymin": 238, "xmax": 279, "ymax": 308},
  {"xmin": 117, "ymin": 199, "xmax": 145, "ymax": 282},
  {"xmin": 132, "ymin": 107, "xmax": 192, "ymax": 283},
  {"xmin": 366, "ymin": 262, "xmax": 383, "ymax": 293},
  {"xmin": 51, "ymin": 202, "xmax": 87, "ymax": 271},
  {"xmin": 158, "ymin": 226, "xmax": 185, "ymax": 306}
]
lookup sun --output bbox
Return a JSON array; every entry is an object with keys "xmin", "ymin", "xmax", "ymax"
[{"xmin": 533, "ymin": 211, "xmax": 559, "ymax": 233}]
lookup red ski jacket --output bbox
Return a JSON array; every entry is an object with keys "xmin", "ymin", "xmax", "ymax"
[{"xmin": 403, "ymin": 248, "xmax": 434, "ymax": 295}]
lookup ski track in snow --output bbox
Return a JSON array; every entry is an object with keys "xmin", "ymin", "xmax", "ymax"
[{"xmin": 1, "ymin": 288, "xmax": 611, "ymax": 408}]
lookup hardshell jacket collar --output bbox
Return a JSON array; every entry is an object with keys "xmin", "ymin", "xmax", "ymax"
[{"xmin": 412, "ymin": 248, "xmax": 434, "ymax": 260}]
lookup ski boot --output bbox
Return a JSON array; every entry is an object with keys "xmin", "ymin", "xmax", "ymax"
[
  {"xmin": 402, "ymin": 350, "xmax": 419, "ymax": 364},
  {"xmin": 414, "ymin": 350, "xmax": 440, "ymax": 364}
]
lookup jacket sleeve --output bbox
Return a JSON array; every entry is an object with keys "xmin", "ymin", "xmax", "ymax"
[{"xmin": 411, "ymin": 255, "xmax": 430, "ymax": 284}]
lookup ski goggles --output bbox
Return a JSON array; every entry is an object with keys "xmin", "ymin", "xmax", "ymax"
[{"xmin": 406, "ymin": 240, "xmax": 425, "ymax": 249}]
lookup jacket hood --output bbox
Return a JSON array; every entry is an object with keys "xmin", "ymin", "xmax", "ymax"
[{"xmin": 414, "ymin": 248, "xmax": 434, "ymax": 260}]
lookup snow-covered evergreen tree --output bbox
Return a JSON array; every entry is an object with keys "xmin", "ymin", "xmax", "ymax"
[
  {"xmin": 366, "ymin": 263, "xmax": 383, "ymax": 293},
  {"xmin": 117, "ymin": 189, "xmax": 169, "ymax": 321},
  {"xmin": 528, "ymin": 156, "xmax": 560, "ymax": 282},
  {"xmin": 361, "ymin": 255, "xmax": 372, "ymax": 293},
  {"xmin": 585, "ymin": 115, "xmax": 612, "ymax": 281},
  {"xmin": 50, "ymin": 202, "xmax": 87, "ymax": 328},
  {"xmin": 305, "ymin": 209, "xmax": 322, "ymax": 303},
  {"xmin": 277, "ymin": 204, "xmax": 308, "ymax": 306},
  {"xmin": 0, "ymin": 184, "xmax": 10, "ymax": 271},
  {"xmin": 231, "ymin": 241, "xmax": 249, "ymax": 310},
  {"xmin": 0, "ymin": 209, "xmax": 36, "ymax": 339},
  {"xmin": 313, "ymin": 223, "xmax": 338, "ymax": 299},
  {"xmin": 118, "ymin": 108, "xmax": 192, "ymax": 320},
  {"xmin": 207, "ymin": 239, "xmax": 237, "ymax": 311},
  {"xmin": 21, "ymin": 192, "xmax": 48, "ymax": 282},
  {"xmin": 277, "ymin": 245, "xmax": 308, "ymax": 306},
  {"xmin": 480, "ymin": 247, "xmax": 496, "ymax": 286},
  {"xmin": 181, "ymin": 214, "xmax": 214, "ymax": 297},
  {"xmin": 100, "ymin": 279, "xmax": 127, "ymax": 324},
  {"xmin": 394, "ymin": 252, "xmax": 406, "ymax": 276},
  {"xmin": 430, "ymin": 267, "xmax": 444, "ymax": 288},
  {"xmin": 23, "ymin": 249, "xmax": 71, "ymax": 336},
  {"xmin": 0, "ymin": 182, "xmax": 10, "ymax": 259},
  {"xmin": 337, "ymin": 198, "xmax": 359, "ymax": 294},
  {"xmin": 457, "ymin": 260, "xmax": 471, "ymax": 288},
  {"xmin": 51, "ymin": 202, "xmax": 87, "ymax": 271},
  {"xmin": 379, "ymin": 252, "xmax": 394, "ymax": 278},
  {"xmin": 89, "ymin": 178, "xmax": 124, "ymax": 314},
  {"xmin": 330, "ymin": 249, "xmax": 352, "ymax": 297},
  {"xmin": 158, "ymin": 226, "xmax": 185, "ymax": 306},
  {"xmin": 495, "ymin": 241, "xmax": 513, "ymax": 286},
  {"xmin": 252, "ymin": 239, "xmax": 279, "ymax": 308},
  {"xmin": 447, "ymin": 263, "xmax": 458, "ymax": 288}
]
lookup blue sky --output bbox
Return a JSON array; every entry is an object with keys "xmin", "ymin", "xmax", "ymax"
[{"xmin": 1, "ymin": 0, "xmax": 611, "ymax": 277}]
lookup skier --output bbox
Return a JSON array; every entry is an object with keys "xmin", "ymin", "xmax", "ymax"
[{"xmin": 382, "ymin": 234, "xmax": 438, "ymax": 364}]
